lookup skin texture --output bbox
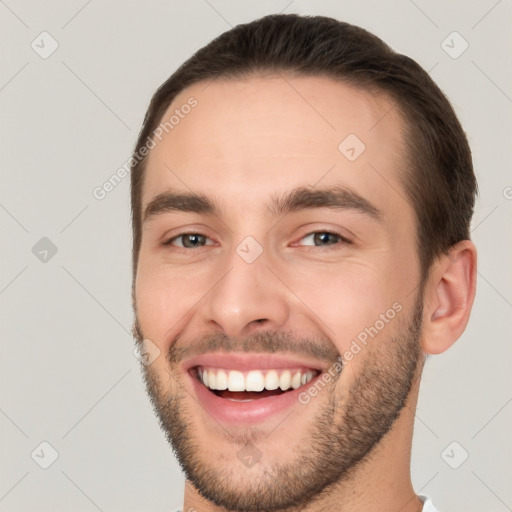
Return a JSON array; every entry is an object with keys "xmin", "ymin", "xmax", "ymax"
[{"xmin": 134, "ymin": 75, "xmax": 477, "ymax": 512}]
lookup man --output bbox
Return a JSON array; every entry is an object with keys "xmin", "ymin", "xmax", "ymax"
[{"xmin": 131, "ymin": 14, "xmax": 477, "ymax": 512}]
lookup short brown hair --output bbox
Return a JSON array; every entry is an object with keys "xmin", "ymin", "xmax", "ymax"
[{"xmin": 130, "ymin": 13, "xmax": 477, "ymax": 282}]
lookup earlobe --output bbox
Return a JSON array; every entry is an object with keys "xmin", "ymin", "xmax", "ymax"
[{"xmin": 421, "ymin": 240, "xmax": 477, "ymax": 355}]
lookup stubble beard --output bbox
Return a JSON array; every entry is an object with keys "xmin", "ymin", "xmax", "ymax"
[{"xmin": 138, "ymin": 297, "xmax": 423, "ymax": 511}]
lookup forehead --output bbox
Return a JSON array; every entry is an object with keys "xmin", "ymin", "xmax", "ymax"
[{"xmin": 142, "ymin": 74, "xmax": 409, "ymax": 215}]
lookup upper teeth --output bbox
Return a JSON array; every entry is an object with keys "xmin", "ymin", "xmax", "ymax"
[{"xmin": 197, "ymin": 367, "xmax": 317, "ymax": 392}]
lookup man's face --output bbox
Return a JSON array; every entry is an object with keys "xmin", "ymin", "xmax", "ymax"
[{"xmin": 134, "ymin": 75, "xmax": 424, "ymax": 510}]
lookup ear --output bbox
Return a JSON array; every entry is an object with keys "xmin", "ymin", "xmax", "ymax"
[{"xmin": 421, "ymin": 240, "xmax": 477, "ymax": 355}]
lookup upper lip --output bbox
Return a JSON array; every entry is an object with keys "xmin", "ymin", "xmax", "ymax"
[{"xmin": 181, "ymin": 352, "xmax": 328, "ymax": 373}]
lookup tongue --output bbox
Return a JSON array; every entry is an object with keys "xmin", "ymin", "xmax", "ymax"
[{"xmin": 215, "ymin": 389, "xmax": 286, "ymax": 400}]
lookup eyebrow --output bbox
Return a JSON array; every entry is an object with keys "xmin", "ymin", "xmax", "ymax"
[
  {"xmin": 143, "ymin": 192, "xmax": 218, "ymax": 222},
  {"xmin": 142, "ymin": 186, "xmax": 382, "ymax": 223},
  {"xmin": 268, "ymin": 186, "xmax": 382, "ymax": 221}
]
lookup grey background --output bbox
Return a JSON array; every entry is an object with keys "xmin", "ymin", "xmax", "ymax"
[{"xmin": 1, "ymin": 1, "xmax": 511, "ymax": 511}]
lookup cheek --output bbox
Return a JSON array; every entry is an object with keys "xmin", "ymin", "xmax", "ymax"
[
  {"xmin": 284, "ymin": 260, "xmax": 403, "ymax": 352},
  {"xmin": 134, "ymin": 261, "xmax": 204, "ymax": 349}
]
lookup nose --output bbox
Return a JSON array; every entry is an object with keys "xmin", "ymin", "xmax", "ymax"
[{"xmin": 199, "ymin": 245, "xmax": 290, "ymax": 339}]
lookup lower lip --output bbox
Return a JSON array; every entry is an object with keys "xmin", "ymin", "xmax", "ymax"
[{"xmin": 187, "ymin": 370, "xmax": 319, "ymax": 425}]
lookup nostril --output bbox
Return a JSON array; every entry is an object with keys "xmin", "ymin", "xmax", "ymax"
[{"xmin": 247, "ymin": 318, "xmax": 268, "ymax": 330}]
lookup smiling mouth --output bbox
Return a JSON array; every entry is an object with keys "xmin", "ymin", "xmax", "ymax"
[{"xmin": 191, "ymin": 366, "xmax": 320, "ymax": 401}]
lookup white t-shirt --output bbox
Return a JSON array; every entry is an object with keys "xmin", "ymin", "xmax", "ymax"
[
  {"xmin": 175, "ymin": 496, "xmax": 439, "ymax": 511},
  {"xmin": 420, "ymin": 495, "xmax": 439, "ymax": 511}
]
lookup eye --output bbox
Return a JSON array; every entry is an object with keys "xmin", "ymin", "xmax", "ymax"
[
  {"xmin": 164, "ymin": 233, "xmax": 214, "ymax": 248},
  {"xmin": 297, "ymin": 231, "xmax": 350, "ymax": 247}
]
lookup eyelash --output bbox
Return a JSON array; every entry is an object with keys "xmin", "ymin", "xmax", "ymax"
[{"xmin": 162, "ymin": 231, "xmax": 352, "ymax": 249}]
